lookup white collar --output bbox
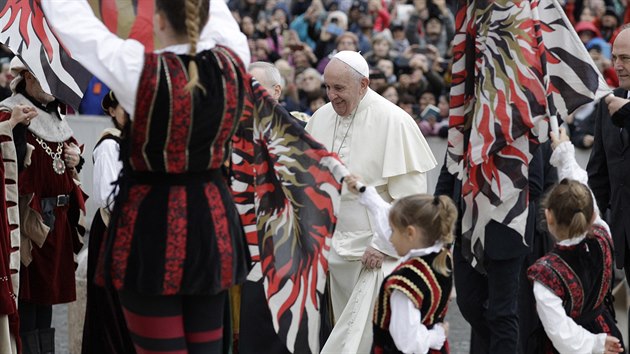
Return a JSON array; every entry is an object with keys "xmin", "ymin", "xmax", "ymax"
[
  {"xmin": 557, "ymin": 233, "xmax": 586, "ymax": 246},
  {"xmin": 401, "ymin": 241, "xmax": 444, "ymax": 262},
  {"xmin": 155, "ymin": 39, "xmax": 217, "ymax": 55}
]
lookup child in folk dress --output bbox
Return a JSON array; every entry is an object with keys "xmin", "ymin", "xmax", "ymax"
[
  {"xmin": 527, "ymin": 128, "xmax": 624, "ymax": 354},
  {"xmin": 346, "ymin": 177, "xmax": 456, "ymax": 354}
]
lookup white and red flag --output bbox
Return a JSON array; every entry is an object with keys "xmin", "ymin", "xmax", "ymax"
[
  {"xmin": 0, "ymin": 0, "xmax": 91, "ymax": 109},
  {"xmin": 447, "ymin": 0, "xmax": 610, "ymax": 270}
]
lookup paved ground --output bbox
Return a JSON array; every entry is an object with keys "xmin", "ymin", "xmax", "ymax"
[{"xmin": 53, "ymin": 298, "xmax": 472, "ymax": 354}]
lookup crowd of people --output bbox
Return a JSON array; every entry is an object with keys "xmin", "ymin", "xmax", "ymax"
[{"xmin": 0, "ymin": 0, "xmax": 627, "ymax": 354}]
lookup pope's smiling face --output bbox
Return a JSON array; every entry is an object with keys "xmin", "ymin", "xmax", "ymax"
[{"xmin": 323, "ymin": 59, "xmax": 369, "ymax": 117}]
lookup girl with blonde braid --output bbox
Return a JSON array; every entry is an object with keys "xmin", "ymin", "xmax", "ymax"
[
  {"xmin": 42, "ymin": 0, "xmax": 251, "ymax": 352},
  {"xmin": 346, "ymin": 177, "xmax": 456, "ymax": 353}
]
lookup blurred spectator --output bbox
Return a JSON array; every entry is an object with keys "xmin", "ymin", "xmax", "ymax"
[
  {"xmin": 418, "ymin": 90, "xmax": 437, "ymax": 113},
  {"xmin": 274, "ymin": 59, "xmax": 303, "ymax": 111},
  {"xmin": 317, "ymin": 31, "xmax": 359, "ymax": 73},
  {"xmin": 240, "ymin": 15, "xmax": 256, "ymax": 38},
  {"xmin": 297, "ymin": 68, "xmax": 324, "ymax": 109},
  {"xmin": 398, "ymin": 93, "xmax": 418, "ymax": 118},
  {"xmin": 355, "ymin": 16, "xmax": 375, "ymax": 53},
  {"xmin": 437, "ymin": 93, "xmax": 450, "ymax": 138},
  {"xmin": 291, "ymin": 0, "xmax": 313, "ymax": 17},
  {"xmin": 390, "ymin": 20, "xmax": 411, "ymax": 53},
  {"xmin": 420, "ymin": 13, "xmax": 455, "ymax": 58},
  {"xmin": 306, "ymin": 88, "xmax": 328, "ymax": 114},
  {"xmin": 587, "ymin": 41, "xmax": 617, "ymax": 87},
  {"xmin": 271, "ymin": 3, "xmax": 291, "ymax": 30},
  {"xmin": 231, "ymin": 0, "xmax": 262, "ymax": 23},
  {"xmin": 376, "ymin": 84, "xmax": 400, "ymax": 105},
  {"xmin": 367, "ymin": 0, "xmax": 391, "ymax": 32},
  {"xmin": 248, "ymin": 61, "xmax": 284, "ymax": 100},
  {"xmin": 314, "ymin": 11, "xmax": 349, "ymax": 63},
  {"xmin": 364, "ymin": 32, "xmax": 398, "ymax": 66},
  {"xmin": 347, "ymin": 0, "xmax": 367, "ymax": 33},
  {"xmin": 600, "ymin": 6, "xmax": 620, "ymax": 42},
  {"xmin": 405, "ymin": 52, "xmax": 445, "ymax": 98},
  {"xmin": 290, "ymin": 47, "xmax": 318, "ymax": 73},
  {"xmin": 290, "ymin": 0, "xmax": 325, "ymax": 48},
  {"xmin": 575, "ymin": 21, "xmax": 601, "ymax": 44},
  {"xmin": 368, "ymin": 68, "xmax": 388, "ymax": 92},
  {"xmin": 377, "ymin": 58, "xmax": 397, "ymax": 84}
]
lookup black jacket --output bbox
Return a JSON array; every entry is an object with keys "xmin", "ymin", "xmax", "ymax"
[{"xmin": 587, "ymin": 88, "xmax": 630, "ymax": 268}]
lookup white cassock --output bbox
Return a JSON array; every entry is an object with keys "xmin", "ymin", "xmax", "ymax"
[{"xmin": 306, "ymin": 88, "xmax": 437, "ymax": 353}]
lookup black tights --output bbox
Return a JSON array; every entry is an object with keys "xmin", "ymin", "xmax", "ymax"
[{"xmin": 19, "ymin": 301, "xmax": 53, "ymax": 333}]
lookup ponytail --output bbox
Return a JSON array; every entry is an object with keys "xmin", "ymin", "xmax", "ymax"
[
  {"xmin": 432, "ymin": 195, "xmax": 456, "ymax": 276},
  {"xmin": 543, "ymin": 179, "xmax": 594, "ymax": 239},
  {"xmin": 184, "ymin": 0, "xmax": 207, "ymax": 94},
  {"xmin": 432, "ymin": 247, "xmax": 452, "ymax": 277}
]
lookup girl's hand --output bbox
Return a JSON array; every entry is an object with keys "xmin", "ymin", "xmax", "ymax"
[
  {"xmin": 549, "ymin": 127, "xmax": 570, "ymax": 150},
  {"xmin": 604, "ymin": 335, "xmax": 623, "ymax": 353},
  {"xmin": 345, "ymin": 174, "xmax": 362, "ymax": 194},
  {"xmin": 440, "ymin": 322, "xmax": 449, "ymax": 337}
]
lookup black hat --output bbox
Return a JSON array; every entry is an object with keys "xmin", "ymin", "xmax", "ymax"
[
  {"xmin": 390, "ymin": 20, "xmax": 404, "ymax": 31},
  {"xmin": 603, "ymin": 6, "xmax": 620, "ymax": 23},
  {"xmin": 101, "ymin": 90, "xmax": 119, "ymax": 113}
]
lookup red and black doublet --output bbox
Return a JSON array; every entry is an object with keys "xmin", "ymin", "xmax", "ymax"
[
  {"xmin": 372, "ymin": 253, "xmax": 452, "ymax": 354},
  {"xmin": 527, "ymin": 225, "xmax": 624, "ymax": 353},
  {"xmin": 100, "ymin": 46, "xmax": 250, "ymax": 296}
]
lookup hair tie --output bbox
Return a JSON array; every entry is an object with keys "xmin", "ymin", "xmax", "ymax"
[
  {"xmin": 433, "ymin": 196, "xmax": 440, "ymax": 206},
  {"xmin": 573, "ymin": 208, "xmax": 583, "ymax": 214}
]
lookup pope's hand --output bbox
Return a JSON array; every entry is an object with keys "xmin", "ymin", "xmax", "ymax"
[{"xmin": 362, "ymin": 246, "xmax": 385, "ymax": 269}]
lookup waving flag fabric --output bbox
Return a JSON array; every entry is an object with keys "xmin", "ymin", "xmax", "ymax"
[
  {"xmin": 231, "ymin": 74, "xmax": 343, "ymax": 354},
  {"xmin": 87, "ymin": 0, "xmax": 155, "ymax": 50},
  {"xmin": 0, "ymin": 0, "xmax": 91, "ymax": 109},
  {"xmin": 447, "ymin": 0, "xmax": 610, "ymax": 270}
]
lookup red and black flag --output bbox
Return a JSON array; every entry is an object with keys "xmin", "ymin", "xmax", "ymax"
[
  {"xmin": 0, "ymin": 0, "xmax": 91, "ymax": 109},
  {"xmin": 447, "ymin": 0, "xmax": 610, "ymax": 270},
  {"xmin": 231, "ymin": 72, "xmax": 344, "ymax": 354}
]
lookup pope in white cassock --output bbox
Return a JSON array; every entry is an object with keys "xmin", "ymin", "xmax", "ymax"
[{"xmin": 306, "ymin": 51, "xmax": 437, "ymax": 353}]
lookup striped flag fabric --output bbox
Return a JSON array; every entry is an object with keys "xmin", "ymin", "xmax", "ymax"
[
  {"xmin": 231, "ymin": 75, "xmax": 344, "ymax": 354},
  {"xmin": 0, "ymin": 0, "xmax": 91, "ymax": 109},
  {"xmin": 447, "ymin": 0, "xmax": 610, "ymax": 270}
]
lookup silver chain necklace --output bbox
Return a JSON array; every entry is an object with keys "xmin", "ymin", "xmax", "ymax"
[
  {"xmin": 331, "ymin": 109, "xmax": 358, "ymax": 155},
  {"xmin": 34, "ymin": 135, "xmax": 65, "ymax": 175}
]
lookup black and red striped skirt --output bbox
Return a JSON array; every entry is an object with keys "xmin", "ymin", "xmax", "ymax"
[{"xmin": 98, "ymin": 169, "xmax": 250, "ymax": 296}]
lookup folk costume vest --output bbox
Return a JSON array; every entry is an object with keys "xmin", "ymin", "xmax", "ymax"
[
  {"xmin": 527, "ymin": 225, "xmax": 623, "ymax": 353},
  {"xmin": 372, "ymin": 253, "xmax": 452, "ymax": 354}
]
